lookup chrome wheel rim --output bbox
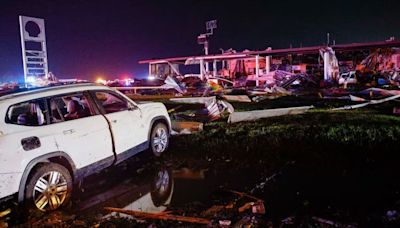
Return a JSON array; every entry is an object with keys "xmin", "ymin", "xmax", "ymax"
[
  {"xmin": 153, "ymin": 127, "xmax": 168, "ymax": 153},
  {"xmin": 33, "ymin": 171, "xmax": 68, "ymax": 211},
  {"xmin": 155, "ymin": 170, "xmax": 170, "ymax": 193}
]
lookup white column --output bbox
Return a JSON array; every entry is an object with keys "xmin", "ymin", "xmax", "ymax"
[
  {"xmin": 323, "ymin": 51, "xmax": 330, "ymax": 81},
  {"xmin": 213, "ymin": 60, "xmax": 217, "ymax": 76},
  {"xmin": 256, "ymin": 55, "xmax": 260, "ymax": 86},
  {"xmin": 265, "ymin": 56, "xmax": 270, "ymax": 73},
  {"xmin": 148, "ymin": 63, "xmax": 152, "ymax": 78},
  {"xmin": 200, "ymin": 59, "xmax": 205, "ymax": 80},
  {"xmin": 205, "ymin": 41, "xmax": 209, "ymax": 72}
]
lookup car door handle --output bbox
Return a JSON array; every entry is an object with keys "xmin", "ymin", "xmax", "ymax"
[
  {"xmin": 111, "ymin": 120, "xmax": 118, "ymax": 124},
  {"xmin": 63, "ymin": 129, "xmax": 76, "ymax": 135}
]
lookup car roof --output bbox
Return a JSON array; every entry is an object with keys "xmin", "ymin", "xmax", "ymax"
[{"xmin": 0, "ymin": 83, "xmax": 111, "ymax": 102}]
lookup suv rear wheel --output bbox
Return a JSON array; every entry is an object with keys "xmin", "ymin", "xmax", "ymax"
[
  {"xmin": 25, "ymin": 163, "xmax": 72, "ymax": 212},
  {"xmin": 150, "ymin": 122, "xmax": 169, "ymax": 157}
]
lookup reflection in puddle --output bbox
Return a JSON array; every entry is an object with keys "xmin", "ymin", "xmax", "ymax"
[{"xmin": 76, "ymin": 167, "xmax": 174, "ymax": 217}]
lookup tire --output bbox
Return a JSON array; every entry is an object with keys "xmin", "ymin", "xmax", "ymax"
[
  {"xmin": 25, "ymin": 163, "xmax": 73, "ymax": 212},
  {"xmin": 150, "ymin": 122, "xmax": 169, "ymax": 157}
]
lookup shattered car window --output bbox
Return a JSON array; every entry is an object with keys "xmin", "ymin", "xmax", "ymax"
[
  {"xmin": 6, "ymin": 99, "xmax": 47, "ymax": 126},
  {"xmin": 95, "ymin": 91, "xmax": 129, "ymax": 114},
  {"xmin": 50, "ymin": 94, "xmax": 93, "ymax": 122}
]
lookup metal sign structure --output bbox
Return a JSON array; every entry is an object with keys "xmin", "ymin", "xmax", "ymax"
[
  {"xmin": 205, "ymin": 20, "xmax": 217, "ymax": 35},
  {"xmin": 19, "ymin": 16, "xmax": 49, "ymax": 86},
  {"xmin": 197, "ymin": 20, "xmax": 217, "ymax": 73}
]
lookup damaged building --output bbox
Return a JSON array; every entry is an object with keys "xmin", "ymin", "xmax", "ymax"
[{"xmin": 138, "ymin": 39, "xmax": 400, "ymax": 93}]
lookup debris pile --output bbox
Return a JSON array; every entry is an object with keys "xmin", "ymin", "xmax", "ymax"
[{"xmin": 104, "ymin": 189, "xmax": 268, "ymax": 227}]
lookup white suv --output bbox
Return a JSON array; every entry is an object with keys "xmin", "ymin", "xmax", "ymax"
[{"xmin": 0, "ymin": 83, "xmax": 171, "ymax": 212}]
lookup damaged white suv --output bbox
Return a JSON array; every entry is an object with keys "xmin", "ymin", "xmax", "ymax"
[{"xmin": 0, "ymin": 84, "xmax": 171, "ymax": 212}]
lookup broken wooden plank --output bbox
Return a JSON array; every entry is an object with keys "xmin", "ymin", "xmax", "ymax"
[
  {"xmin": 238, "ymin": 202, "xmax": 253, "ymax": 213},
  {"xmin": 171, "ymin": 121, "xmax": 203, "ymax": 134},
  {"xmin": 228, "ymin": 106, "xmax": 313, "ymax": 123},
  {"xmin": 104, "ymin": 207, "xmax": 211, "ymax": 225},
  {"xmin": 0, "ymin": 208, "xmax": 11, "ymax": 218},
  {"xmin": 226, "ymin": 190, "xmax": 264, "ymax": 202},
  {"xmin": 223, "ymin": 95, "xmax": 252, "ymax": 103}
]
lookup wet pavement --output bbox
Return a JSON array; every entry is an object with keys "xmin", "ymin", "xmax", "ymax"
[{"xmin": 2, "ymin": 146, "xmax": 400, "ymax": 227}]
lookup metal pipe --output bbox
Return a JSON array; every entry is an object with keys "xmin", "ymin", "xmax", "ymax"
[
  {"xmin": 213, "ymin": 60, "xmax": 217, "ymax": 76},
  {"xmin": 256, "ymin": 55, "xmax": 260, "ymax": 86}
]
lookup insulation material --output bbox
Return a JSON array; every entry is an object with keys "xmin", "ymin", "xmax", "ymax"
[{"xmin": 164, "ymin": 76, "xmax": 186, "ymax": 94}]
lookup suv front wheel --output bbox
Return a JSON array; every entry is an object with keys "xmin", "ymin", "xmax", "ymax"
[
  {"xmin": 150, "ymin": 122, "xmax": 169, "ymax": 157},
  {"xmin": 25, "ymin": 163, "xmax": 72, "ymax": 212}
]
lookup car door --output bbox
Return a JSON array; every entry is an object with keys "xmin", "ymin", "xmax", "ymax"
[
  {"xmin": 91, "ymin": 90, "xmax": 144, "ymax": 162},
  {"xmin": 2, "ymin": 98, "xmax": 59, "ymax": 174},
  {"xmin": 48, "ymin": 92, "xmax": 114, "ymax": 175}
]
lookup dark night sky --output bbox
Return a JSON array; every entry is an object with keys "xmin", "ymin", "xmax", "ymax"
[{"xmin": 1, "ymin": 0, "xmax": 400, "ymax": 82}]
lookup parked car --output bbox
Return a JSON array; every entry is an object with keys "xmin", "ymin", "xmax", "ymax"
[{"xmin": 0, "ymin": 83, "xmax": 171, "ymax": 212}]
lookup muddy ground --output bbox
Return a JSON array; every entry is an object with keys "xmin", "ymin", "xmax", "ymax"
[{"xmin": 2, "ymin": 96, "xmax": 400, "ymax": 227}]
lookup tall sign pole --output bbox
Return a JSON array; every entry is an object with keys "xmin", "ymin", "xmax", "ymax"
[
  {"xmin": 19, "ymin": 16, "xmax": 49, "ymax": 87},
  {"xmin": 197, "ymin": 20, "xmax": 217, "ymax": 75}
]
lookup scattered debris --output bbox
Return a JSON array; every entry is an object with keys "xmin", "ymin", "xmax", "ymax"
[
  {"xmin": 201, "ymin": 205, "xmax": 227, "ymax": 217},
  {"xmin": 233, "ymin": 216, "xmax": 256, "ymax": 227},
  {"xmin": 218, "ymin": 220, "xmax": 232, "ymax": 226},
  {"xmin": 250, "ymin": 161, "xmax": 295, "ymax": 194},
  {"xmin": 171, "ymin": 121, "xmax": 203, "ymax": 135},
  {"xmin": 0, "ymin": 208, "xmax": 11, "ymax": 218},
  {"xmin": 228, "ymin": 106, "xmax": 313, "ymax": 123},
  {"xmin": 350, "ymin": 95, "xmax": 367, "ymax": 102},
  {"xmin": 386, "ymin": 210, "xmax": 398, "ymax": 221},
  {"xmin": 170, "ymin": 96, "xmax": 233, "ymax": 121},
  {"xmin": 167, "ymin": 105, "xmax": 183, "ymax": 113},
  {"xmin": 104, "ymin": 207, "xmax": 211, "ymax": 225},
  {"xmin": 394, "ymin": 107, "xmax": 400, "ymax": 115},
  {"xmin": 281, "ymin": 216, "xmax": 295, "ymax": 225},
  {"xmin": 226, "ymin": 190, "xmax": 264, "ymax": 202},
  {"xmin": 359, "ymin": 88, "xmax": 400, "ymax": 97},
  {"xmin": 238, "ymin": 202, "xmax": 254, "ymax": 213},
  {"xmin": 251, "ymin": 201, "xmax": 266, "ymax": 214},
  {"xmin": 222, "ymin": 95, "xmax": 252, "ymax": 103},
  {"xmin": 172, "ymin": 168, "xmax": 207, "ymax": 180},
  {"xmin": 0, "ymin": 221, "xmax": 8, "ymax": 228},
  {"xmin": 332, "ymin": 94, "xmax": 400, "ymax": 110},
  {"xmin": 218, "ymin": 100, "xmax": 235, "ymax": 114},
  {"xmin": 312, "ymin": 216, "xmax": 343, "ymax": 227},
  {"xmin": 164, "ymin": 76, "xmax": 187, "ymax": 94}
]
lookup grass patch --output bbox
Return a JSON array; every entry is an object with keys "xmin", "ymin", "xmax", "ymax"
[{"xmin": 169, "ymin": 111, "xmax": 400, "ymax": 169}]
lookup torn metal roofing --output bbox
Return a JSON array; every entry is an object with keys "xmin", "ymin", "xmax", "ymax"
[{"xmin": 139, "ymin": 40, "xmax": 400, "ymax": 64}]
